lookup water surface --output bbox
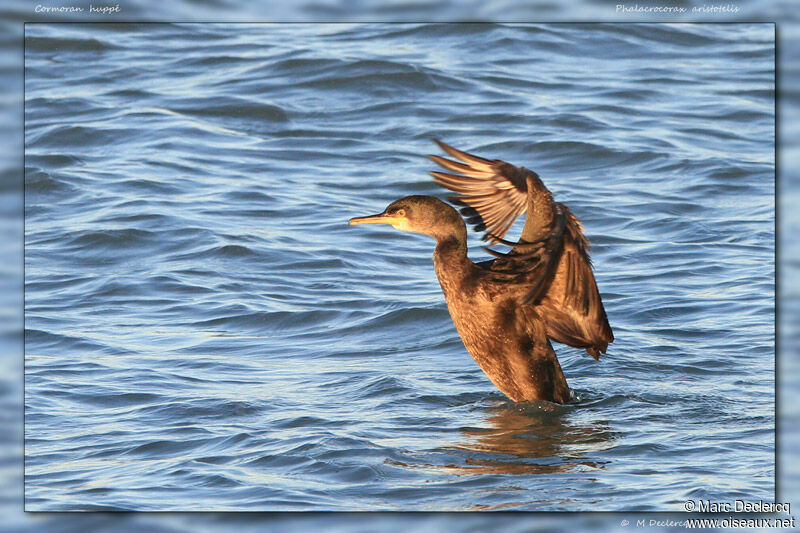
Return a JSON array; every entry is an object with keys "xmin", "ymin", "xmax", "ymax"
[{"xmin": 24, "ymin": 23, "xmax": 775, "ymax": 511}]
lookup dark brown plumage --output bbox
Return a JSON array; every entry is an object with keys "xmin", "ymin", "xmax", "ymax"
[
  {"xmin": 429, "ymin": 140, "xmax": 613, "ymax": 361},
  {"xmin": 348, "ymin": 140, "xmax": 613, "ymax": 404}
]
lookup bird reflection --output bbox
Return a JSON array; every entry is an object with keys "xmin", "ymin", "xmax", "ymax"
[
  {"xmin": 381, "ymin": 397, "xmax": 618, "ymax": 509},
  {"xmin": 442, "ymin": 401, "xmax": 614, "ymax": 477}
]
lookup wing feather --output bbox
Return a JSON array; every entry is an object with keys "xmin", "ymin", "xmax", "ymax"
[
  {"xmin": 537, "ymin": 207, "xmax": 613, "ymax": 359},
  {"xmin": 429, "ymin": 139, "xmax": 534, "ymax": 243},
  {"xmin": 433, "ymin": 139, "xmax": 498, "ymax": 172}
]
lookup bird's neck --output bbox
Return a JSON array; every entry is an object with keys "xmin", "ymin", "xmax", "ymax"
[
  {"xmin": 431, "ymin": 217, "xmax": 469, "ymax": 290},
  {"xmin": 432, "ymin": 222, "xmax": 468, "ymax": 259},
  {"xmin": 434, "ymin": 235, "xmax": 467, "ymax": 260},
  {"xmin": 433, "ymin": 231, "xmax": 470, "ymax": 296}
]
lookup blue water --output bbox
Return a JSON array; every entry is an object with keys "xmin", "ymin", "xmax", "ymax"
[{"xmin": 24, "ymin": 23, "xmax": 774, "ymax": 511}]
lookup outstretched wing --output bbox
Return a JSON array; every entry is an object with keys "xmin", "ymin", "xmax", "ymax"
[
  {"xmin": 491, "ymin": 204, "xmax": 613, "ymax": 360},
  {"xmin": 540, "ymin": 205, "xmax": 613, "ymax": 360},
  {"xmin": 429, "ymin": 139, "xmax": 566, "ymax": 306},
  {"xmin": 429, "ymin": 139, "xmax": 533, "ymax": 243},
  {"xmin": 428, "ymin": 140, "xmax": 613, "ymax": 359}
]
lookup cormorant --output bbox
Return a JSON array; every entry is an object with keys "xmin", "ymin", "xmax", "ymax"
[{"xmin": 349, "ymin": 140, "xmax": 613, "ymax": 403}]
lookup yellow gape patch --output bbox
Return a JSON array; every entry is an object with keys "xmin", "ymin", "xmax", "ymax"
[{"xmin": 392, "ymin": 217, "xmax": 411, "ymax": 231}]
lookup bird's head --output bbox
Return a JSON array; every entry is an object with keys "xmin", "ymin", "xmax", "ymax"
[{"xmin": 348, "ymin": 195, "xmax": 465, "ymax": 242}]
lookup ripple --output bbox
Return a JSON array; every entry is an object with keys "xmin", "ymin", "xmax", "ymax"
[
  {"xmin": 171, "ymin": 96, "xmax": 288, "ymax": 122},
  {"xmin": 26, "ymin": 35, "xmax": 119, "ymax": 53}
]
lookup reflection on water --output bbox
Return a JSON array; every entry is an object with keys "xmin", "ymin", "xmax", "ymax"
[
  {"xmin": 449, "ymin": 402, "xmax": 614, "ymax": 477},
  {"xmin": 382, "ymin": 400, "xmax": 616, "ymax": 509}
]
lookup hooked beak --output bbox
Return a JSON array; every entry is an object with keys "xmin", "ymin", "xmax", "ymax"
[{"xmin": 348, "ymin": 213, "xmax": 406, "ymax": 226}]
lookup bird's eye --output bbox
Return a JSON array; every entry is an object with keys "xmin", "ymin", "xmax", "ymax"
[{"xmin": 397, "ymin": 209, "xmax": 406, "ymax": 217}]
